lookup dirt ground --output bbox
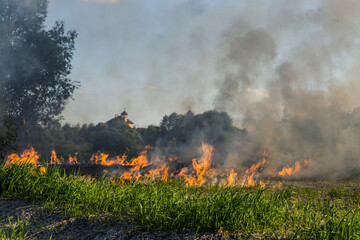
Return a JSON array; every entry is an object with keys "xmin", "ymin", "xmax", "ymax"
[{"xmin": 0, "ymin": 197, "xmax": 232, "ymax": 240}]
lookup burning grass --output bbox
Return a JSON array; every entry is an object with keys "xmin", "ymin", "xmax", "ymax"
[
  {"xmin": 0, "ymin": 162, "xmax": 359, "ymax": 239},
  {"xmin": 3, "ymin": 144, "xmax": 312, "ymax": 188}
]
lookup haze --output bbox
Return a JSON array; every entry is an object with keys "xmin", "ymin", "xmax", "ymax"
[{"xmin": 46, "ymin": 0, "xmax": 359, "ymax": 129}]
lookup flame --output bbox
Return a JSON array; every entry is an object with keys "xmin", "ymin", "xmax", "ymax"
[
  {"xmin": 50, "ymin": 150, "xmax": 79, "ymax": 165},
  {"xmin": 50, "ymin": 150, "xmax": 61, "ymax": 165},
  {"xmin": 90, "ymin": 152, "xmax": 109, "ymax": 165},
  {"xmin": 273, "ymin": 182, "xmax": 283, "ymax": 188},
  {"xmin": 239, "ymin": 154, "xmax": 269, "ymax": 187},
  {"xmin": 145, "ymin": 162, "xmax": 170, "ymax": 182},
  {"xmin": 226, "ymin": 169, "xmax": 237, "ymax": 186},
  {"xmin": 4, "ymin": 144, "xmax": 313, "ymax": 188},
  {"xmin": 275, "ymin": 159, "xmax": 310, "ymax": 177},
  {"xmin": 119, "ymin": 150, "xmax": 151, "ymax": 182},
  {"xmin": 259, "ymin": 180, "xmax": 266, "ymax": 188},
  {"xmin": 68, "ymin": 153, "xmax": 79, "ymax": 164},
  {"xmin": 39, "ymin": 166, "xmax": 46, "ymax": 175},
  {"xmin": 90, "ymin": 152, "xmax": 127, "ymax": 166},
  {"xmin": 5, "ymin": 147, "xmax": 40, "ymax": 166},
  {"xmin": 179, "ymin": 142, "xmax": 214, "ymax": 186}
]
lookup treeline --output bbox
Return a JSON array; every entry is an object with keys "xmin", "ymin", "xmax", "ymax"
[{"xmin": 5, "ymin": 110, "xmax": 248, "ymax": 163}]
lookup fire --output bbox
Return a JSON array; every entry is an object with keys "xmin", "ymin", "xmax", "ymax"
[
  {"xmin": 3, "ymin": 143, "xmax": 313, "ymax": 188},
  {"xmin": 50, "ymin": 150, "xmax": 79, "ymax": 165},
  {"xmin": 243, "ymin": 159, "xmax": 268, "ymax": 186},
  {"xmin": 145, "ymin": 162, "xmax": 170, "ymax": 182},
  {"xmin": 39, "ymin": 166, "xmax": 46, "ymax": 175},
  {"xmin": 179, "ymin": 142, "xmax": 215, "ymax": 186},
  {"xmin": 68, "ymin": 153, "xmax": 79, "ymax": 164},
  {"xmin": 50, "ymin": 150, "xmax": 62, "ymax": 165},
  {"xmin": 226, "ymin": 169, "xmax": 237, "ymax": 186},
  {"xmin": 275, "ymin": 159, "xmax": 311, "ymax": 177},
  {"xmin": 90, "ymin": 152, "xmax": 109, "ymax": 165},
  {"xmin": 119, "ymin": 150, "xmax": 151, "ymax": 182},
  {"xmin": 273, "ymin": 182, "xmax": 283, "ymax": 188},
  {"xmin": 4, "ymin": 148, "xmax": 46, "ymax": 176},
  {"xmin": 90, "ymin": 152, "xmax": 127, "ymax": 166},
  {"xmin": 4, "ymin": 147, "xmax": 40, "ymax": 166}
]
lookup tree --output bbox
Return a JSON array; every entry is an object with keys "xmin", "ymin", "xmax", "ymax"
[
  {"xmin": 86, "ymin": 120, "xmax": 142, "ymax": 157},
  {"xmin": 0, "ymin": 0, "xmax": 78, "ymax": 127},
  {"xmin": 160, "ymin": 113, "xmax": 184, "ymax": 134},
  {"xmin": 142, "ymin": 125, "xmax": 160, "ymax": 146}
]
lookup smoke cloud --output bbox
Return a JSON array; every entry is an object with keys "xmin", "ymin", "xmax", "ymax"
[
  {"xmin": 82, "ymin": 0, "xmax": 118, "ymax": 3},
  {"xmin": 213, "ymin": 0, "xmax": 360, "ymax": 178}
]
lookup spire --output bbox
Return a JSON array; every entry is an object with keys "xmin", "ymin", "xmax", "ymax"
[
  {"xmin": 121, "ymin": 107, "xmax": 128, "ymax": 116},
  {"xmin": 186, "ymin": 106, "xmax": 194, "ymax": 116}
]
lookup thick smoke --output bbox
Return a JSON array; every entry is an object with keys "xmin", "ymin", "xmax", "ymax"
[{"xmin": 214, "ymin": 0, "xmax": 360, "ymax": 179}]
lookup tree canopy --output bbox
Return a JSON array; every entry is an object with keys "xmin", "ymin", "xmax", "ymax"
[{"xmin": 0, "ymin": 0, "xmax": 78, "ymax": 127}]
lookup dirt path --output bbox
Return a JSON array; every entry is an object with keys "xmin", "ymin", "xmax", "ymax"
[{"xmin": 0, "ymin": 197, "xmax": 229, "ymax": 240}]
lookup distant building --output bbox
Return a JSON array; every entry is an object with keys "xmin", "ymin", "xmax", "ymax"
[
  {"xmin": 186, "ymin": 107, "xmax": 194, "ymax": 117},
  {"xmin": 102, "ymin": 109, "xmax": 135, "ymax": 128}
]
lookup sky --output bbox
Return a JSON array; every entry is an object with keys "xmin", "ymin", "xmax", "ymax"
[
  {"xmin": 46, "ymin": 0, "xmax": 228, "ymax": 127},
  {"xmin": 45, "ymin": 0, "xmax": 357, "ymax": 128}
]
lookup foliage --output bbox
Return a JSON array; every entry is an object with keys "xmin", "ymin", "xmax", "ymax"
[
  {"xmin": 0, "ymin": 114, "xmax": 18, "ymax": 158},
  {"xmin": 0, "ymin": 217, "xmax": 29, "ymax": 240},
  {"xmin": 141, "ymin": 125, "xmax": 160, "ymax": 146},
  {"xmin": 158, "ymin": 110, "xmax": 248, "ymax": 163},
  {"xmin": 159, "ymin": 110, "xmax": 246, "ymax": 146},
  {"xmin": 84, "ymin": 120, "xmax": 141, "ymax": 158},
  {"xmin": 0, "ymin": 0, "xmax": 78, "ymax": 127}
]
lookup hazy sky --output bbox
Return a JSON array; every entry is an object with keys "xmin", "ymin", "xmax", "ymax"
[{"xmin": 45, "ymin": 0, "xmax": 350, "ymax": 127}]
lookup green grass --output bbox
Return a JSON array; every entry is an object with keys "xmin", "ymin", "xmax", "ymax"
[
  {"xmin": 0, "ymin": 164, "xmax": 359, "ymax": 239},
  {"xmin": 0, "ymin": 217, "xmax": 28, "ymax": 240}
]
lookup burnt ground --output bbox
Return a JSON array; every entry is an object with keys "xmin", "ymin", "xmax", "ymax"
[{"xmin": 0, "ymin": 197, "xmax": 234, "ymax": 240}]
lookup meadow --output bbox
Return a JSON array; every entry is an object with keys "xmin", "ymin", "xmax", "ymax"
[{"xmin": 0, "ymin": 163, "xmax": 359, "ymax": 239}]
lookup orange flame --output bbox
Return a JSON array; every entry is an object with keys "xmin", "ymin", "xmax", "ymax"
[
  {"xmin": 39, "ymin": 166, "xmax": 46, "ymax": 175},
  {"xmin": 68, "ymin": 152, "xmax": 79, "ymax": 164},
  {"xmin": 178, "ymin": 142, "xmax": 214, "ymax": 186},
  {"xmin": 275, "ymin": 159, "xmax": 310, "ymax": 177},
  {"xmin": 5, "ymin": 147, "xmax": 40, "ymax": 166},
  {"xmin": 50, "ymin": 150, "xmax": 62, "ymax": 165},
  {"xmin": 226, "ymin": 169, "xmax": 238, "ymax": 186},
  {"xmin": 145, "ymin": 162, "xmax": 170, "ymax": 182},
  {"xmin": 119, "ymin": 150, "xmax": 151, "ymax": 182},
  {"xmin": 4, "ymin": 144, "xmax": 313, "ymax": 188},
  {"xmin": 90, "ymin": 152, "xmax": 127, "ymax": 166},
  {"xmin": 239, "ymin": 155, "xmax": 269, "ymax": 187},
  {"xmin": 273, "ymin": 182, "xmax": 283, "ymax": 188},
  {"xmin": 90, "ymin": 152, "xmax": 109, "ymax": 165}
]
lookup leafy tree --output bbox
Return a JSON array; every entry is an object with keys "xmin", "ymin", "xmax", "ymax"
[
  {"xmin": 86, "ymin": 120, "xmax": 142, "ymax": 157},
  {"xmin": 142, "ymin": 125, "xmax": 160, "ymax": 146},
  {"xmin": 160, "ymin": 113, "xmax": 184, "ymax": 134},
  {"xmin": 0, "ymin": 0, "xmax": 78, "ymax": 127},
  {"xmin": 0, "ymin": 114, "xmax": 18, "ymax": 158}
]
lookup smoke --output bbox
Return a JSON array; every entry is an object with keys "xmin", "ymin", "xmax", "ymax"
[
  {"xmin": 82, "ymin": 0, "xmax": 118, "ymax": 3},
  {"xmin": 214, "ymin": 0, "xmax": 360, "ymax": 178},
  {"xmin": 44, "ymin": 0, "xmax": 360, "ymax": 178}
]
